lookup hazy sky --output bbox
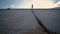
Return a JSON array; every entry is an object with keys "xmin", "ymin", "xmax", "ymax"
[{"xmin": 0, "ymin": 0, "xmax": 60, "ymax": 9}]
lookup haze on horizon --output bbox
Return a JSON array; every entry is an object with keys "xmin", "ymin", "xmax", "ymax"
[{"xmin": 0, "ymin": 0, "xmax": 60, "ymax": 9}]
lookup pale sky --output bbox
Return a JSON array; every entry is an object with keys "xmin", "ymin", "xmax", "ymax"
[
  {"xmin": 16, "ymin": 0, "xmax": 60, "ymax": 9},
  {"xmin": 0, "ymin": 0, "xmax": 60, "ymax": 9}
]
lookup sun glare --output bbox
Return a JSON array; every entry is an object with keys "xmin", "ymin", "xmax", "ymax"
[{"xmin": 11, "ymin": 5, "xmax": 15, "ymax": 8}]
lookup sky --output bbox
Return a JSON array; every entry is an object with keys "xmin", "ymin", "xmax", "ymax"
[{"xmin": 0, "ymin": 0, "xmax": 60, "ymax": 9}]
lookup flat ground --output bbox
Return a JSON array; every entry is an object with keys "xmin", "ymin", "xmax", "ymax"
[{"xmin": 0, "ymin": 9, "xmax": 60, "ymax": 34}]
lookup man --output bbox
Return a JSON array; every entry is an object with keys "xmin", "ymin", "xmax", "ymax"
[{"xmin": 31, "ymin": 4, "xmax": 33, "ymax": 10}]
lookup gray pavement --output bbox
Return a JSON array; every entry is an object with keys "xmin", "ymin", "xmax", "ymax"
[
  {"xmin": 0, "ymin": 9, "xmax": 60, "ymax": 34},
  {"xmin": 0, "ymin": 9, "xmax": 41, "ymax": 34}
]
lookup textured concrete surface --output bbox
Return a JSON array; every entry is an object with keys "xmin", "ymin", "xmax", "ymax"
[
  {"xmin": 0, "ymin": 9, "xmax": 60, "ymax": 34},
  {"xmin": 0, "ymin": 9, "xmax": 41, "ymax": 34}
]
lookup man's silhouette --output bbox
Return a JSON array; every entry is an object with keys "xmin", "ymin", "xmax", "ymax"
[{"xmin": 31, "ymin": 4, "xmax": 33, "ymax": 10}]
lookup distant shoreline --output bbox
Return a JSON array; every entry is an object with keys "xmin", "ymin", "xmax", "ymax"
[{"xmin": 0, "ymin": 7, "xmax": 60, "ymax": 10}]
